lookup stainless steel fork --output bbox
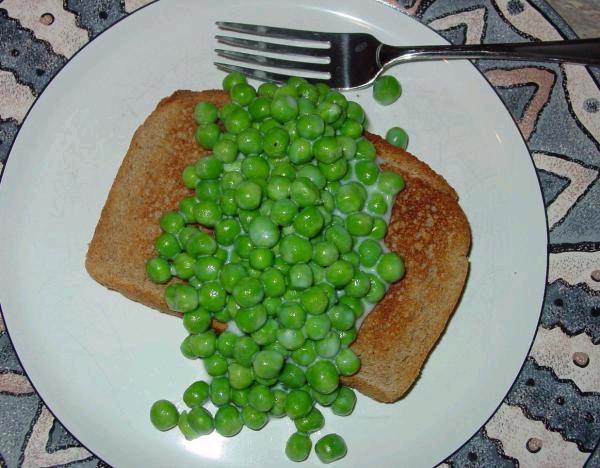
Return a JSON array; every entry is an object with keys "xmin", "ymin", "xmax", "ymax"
[{"xmin": 215, "ymin": 21, "xmax": 600, "ymax": 90}]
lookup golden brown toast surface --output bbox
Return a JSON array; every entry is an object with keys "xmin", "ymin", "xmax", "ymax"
[{"xmin": 85, "ymin": 89, "xmax": 471, "ymax": 403}]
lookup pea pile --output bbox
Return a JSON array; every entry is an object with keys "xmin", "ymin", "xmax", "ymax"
[{"xmin": 147, "ymin": 73, "xmax": 405, "ymax": 464}]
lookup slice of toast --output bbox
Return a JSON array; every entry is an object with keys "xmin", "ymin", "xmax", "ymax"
[{"xmin": 85, "ymin": 89, "xmax": 470, "ymax": 403}]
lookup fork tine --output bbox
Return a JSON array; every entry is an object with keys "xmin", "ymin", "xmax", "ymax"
[
  {"xmin": 215, "ymin": 49, "xmax": 330, "ymax": 74},
  {"xmin": 215, "ymin": 35, "xmax": 329, "ymax": 58},
  {"xmin": 216, "ymin": 21, "xmax": 329, "ymax": 42},
  {"xmin": 214, "ymin": 62, "xmax": 325, "ymax": 84}
]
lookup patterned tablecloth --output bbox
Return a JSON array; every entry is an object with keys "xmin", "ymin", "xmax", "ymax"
[{"xmin": 1, "ymin": 0, "xmax": 599, "ymax": 467}]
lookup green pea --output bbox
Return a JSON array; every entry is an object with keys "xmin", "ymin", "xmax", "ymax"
[
  {"xmin": 159, "ymin": 211, "xmax": 184, "ymax": 234},
  {"xmin": 251, "ymin": 318, "xmax": 279, "ymax": 346},
  {"xmin": 235, "ymin": 304, "xmax": 268, "ymax": 334},
  {"xmin": 177, "ymin": 411, "xmax": 199, "ymax": 440},
  {"xmin": 248, "ymin": 215, "xmax": 280, "ymax": 248},
  {"xmin": 146, "ymin": 257, "xmax": 171, "ymax": 283},
  {"xmin": 346, "ymin": 100, "xmax": 365, "ymax": 124},
  {"xmin": 319, "ymin": 157, "xmax": 349, "ymax": 182},
  {"xmin": 220, "ymin": 262, "xmax": 247, "ymax": 293},
  {"xmin": 290, "ymin": 177, "xmax": 320, "ymax": 207},
  {"xmin": 182, "ymin": 164, "xmax": 200, "ymax": 189},
  {"xmin": 285, "ymin": 389, "xmax": 313, "ymax": 419},
  {"xmin": 210, "ymin": 376, "xmax": 232, "ymax": 406},
  {"xmin": 324, "ymin": 225, "xmax": 353, "ymax": 254},
  {"xmin": 183, "ymin": 307, "xmax": 212, "ymax": 334},
  {"xmin": 188, "ymin": 330, "xmax": 216, "ymax": 358},
  {"xmin": 313, "ymin": 135, "xmax": 342, "ymax": 164},
  {"xmin": 241, "ymin": 405, "xmax": 269, "ymax": 431},
  {"xmin": 339, "ymin": 118, "xmax": 363, "ymax": 138},
  {"xmin": 271, "ymin": 160, "xmax": 297, "ymax": 179},
  {"xmin": 234, "ymin": 180, "xmax": 263, "ymax": 210},
  {"xmin": 270, "ymin": 94, "xmax": 299, "ymax": 123},
  {"xmin": 230, "ymin": 82, "xmax": 256, "ymax": 106},
  {"xmin": 279, "ymin": 234, "xmax": 313, "ymax": 264},
  {"xmin": 295, "ymin": 406, "xmax": 325, "ymax": 434},
  {"xmin": 222, "ymin": 71, "xmax": 247, "ymax": 91},
  {"xmin": 335, "ymin": 182, "xmax": 366, "ymax": 214},
  {"xmin": 325, "ymin": 259, "xmax": 355, "ymax": 288},
  {"xmin": 315, "ymin": 331, "xmax": 341, "ymax": 359},
  {"xmin": 270, "ymin": 389, "xmax": 287, "ymax": 418},
  {"xmin": 248, "ymin": 384, "xmax": 275, "ymax": 412},
  {"xmin": 204, "ymin": 352, "xmax": 228, "ymax": 376},
  {"xmin": 365, "ymin": 273, "xmax": 386, "ymax": 303},
  {"xmin": 237, "ymin": 127, "xmax": 263, "ymax": 155},
  {"xmin": 248, "ymin": 95, "xmax": 272, "ymax": 121},
  {"xmin": 150, "ymin": 400, "xmax": 179, "ymax": 431},
  {"xmin": 288, "ymin": 137, "xmax": 313, "ymax": 165},
  {"xmin": 248, "ymin": 247, "xmax": 274, "ymax": 270},
  {"xmin": 257, "ymin": 81, "xmax": 278, "ymax": 97},
  {"xmin": 214, "ymin": 404, "xmax": 243, "ymax": 437},
  {"xmin": 270, "ymin": 198, "xmax": 298, "ymax": 226},
  {"xmin": 386, "ymin": 126, "xmax": 409, "ymax": 149},
  {"xmin": 370, "ymin": 217, "xmax": 388, "ymax": 240},
  {"xmin": 280, "ymin": 362, "xmax": 307, "ymax": 389},
  {"xmin": 196, "ymin": 179, "xmax": 221, "ymax": 202},
  {"xmin": 213, "ymin": 219, "xmax": 240, "ymax": 246},
  {"xmin": 335, "ymin": 347, "xmax": 361, "ymax": 376},
  {"xmin": 263, "ymin": 126, "xmax": 290, "ymax": 158},
  {"xmin": 231, "ymin": 388, "xmax": 250, "ymax": 408},
  {"xmin": 306, "ymin": 359, "xmax": 339, "ymax": 394},
  {"xmin": 195, "ymin": 123, "xmax": 221, "ymax": 149},
  {"xmin": 339, "ymin": 295, "xmax": 364, "ymax": 319},
  {"xmin": 377, "ymin": 170, "xmax": 405, "ymax": 196},
  {"xmin": 185, "ymin": 231, "xmax": 216, "ymax": 257},
  {"xmin": 373, "ymin": 74, "xmax": 402, "ymax": 105},
  {"xmin": 318, "ymin": 101, "xmax": 343, "ymax": 124},
  {"xmin": 315, "ymin": 433, "xmax": 348, "ymax": 464},
  {"xmin": 191, "ymin": 255, "xmax": 221, "ymax": 282},
  {"xmin": 232, "ymin": 276, "xmax": 264, "ymax": 307},
  {"xmin": 278, "ymin": 301, "xmax": 307, "ymax": 329},
  {"xmin": 193, "ymin": 199, "xmax": 221, "ymax": 227},
  {"xmin": 345, "ymin": 212, "xmax": 374, "ymax": 237},
  {"xmin": 305, "ymin": 314, "xmax": 331, "ymax": 340},
  {"xmin": 300, "ymin": 285, "xmax": 329, "ymax": 315},
  {"xmin": 355, "ymin": 137, "xmax": 376, "ymax": 160},
  {"xmin": 193, "ymin": 101, "xmax": 218, "ymax": 124},
  {"xmin": 234, "ymin": 335, "xmax": 260, "ymax": 367},
  {"xmin": 327, "ymin": 303, "xmax": 356, "ymax": 331},
  {"xmin": 285, "ymin": 432, "xmax": 312, "ymax": 462},
  {"xmin": 195, "ymin": 155, "xmax": 223, "ymax": 180},
  {"xmin": 198, "ymin": 281, "xmax": 227, "ymax": 312},
  {"xmin": 220, "ymin": 170, "xmax": 244, "ymax": 191},
  {"xmin": 224, "ymin": 107, "xmax": 252, "ymax": 134},
  {"xmin": 212, "ymin": 138, "xmax": 239, "ymax": 163},
  {"xmin": 311, "ymin": 388, "xmax": 339, "ymax": 407},
  {"xmin": 165, "ymin": 283, "xmax": 198, "ymax": 313},
  {"xmin": 377, "ymin": 252, "xmax": 405, "ymax": 283},
  {"xmin": 344, "ymin": 270, "xmax": 372, "ymax": 298},
  {"xmin": 232, "ymin": 234, "xmax": 253, "ymax": 259},
  {"xmin": 266, "ymin": 175, "xmax": 292, "ymax": 201},
  {"xmin": 291, "ymin": 340, "xmax": 317, "ymax": 367},
  {"xmin": 187, "ymin": 406, "xmax": 214, "ymax": 436},
  {"xmin": 183, "ymin": 380, "xmax": 210, "ymax": 408},
  {"xmin": 277, "ymin": 327, "xmax": 306, "ymax": 350},
  {"xmin": 252, "ymin": 349, "xmax": 284, "ymax": 380},
  {"xmin": 260, "ymin": 267, "xmax": 287, "ymax": 297}
]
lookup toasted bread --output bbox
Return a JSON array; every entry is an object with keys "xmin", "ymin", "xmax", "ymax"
[{"xmin": 85, "ymin": 89, "xmax": 470, "ymax": 403}]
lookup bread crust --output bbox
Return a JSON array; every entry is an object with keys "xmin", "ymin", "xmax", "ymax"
[{"xmin": 85, "ymin": 89, "xmax": 471, "ymax": 403}]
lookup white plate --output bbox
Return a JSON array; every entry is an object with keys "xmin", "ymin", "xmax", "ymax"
[{"xmin": 0, "ymin": 0, "xmax": 547, "ymax": 466}]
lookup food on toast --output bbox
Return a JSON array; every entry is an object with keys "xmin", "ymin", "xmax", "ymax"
[
  {"xmin": 85, "ymin": 76, "xmax": 470, "ymax": 462},
  {"xmin": 86, "ymin": 86, "xmax": 470, "ymax": 402}
]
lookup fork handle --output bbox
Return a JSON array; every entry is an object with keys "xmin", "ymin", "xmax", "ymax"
[{"xmin": 378, "ymin": 38, "xmax": 600, "ymax": 67}]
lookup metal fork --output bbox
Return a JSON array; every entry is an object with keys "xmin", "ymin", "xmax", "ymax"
[{"xmin": 215, "ymin": 21, "xmax": 600, "ymax": 90}]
